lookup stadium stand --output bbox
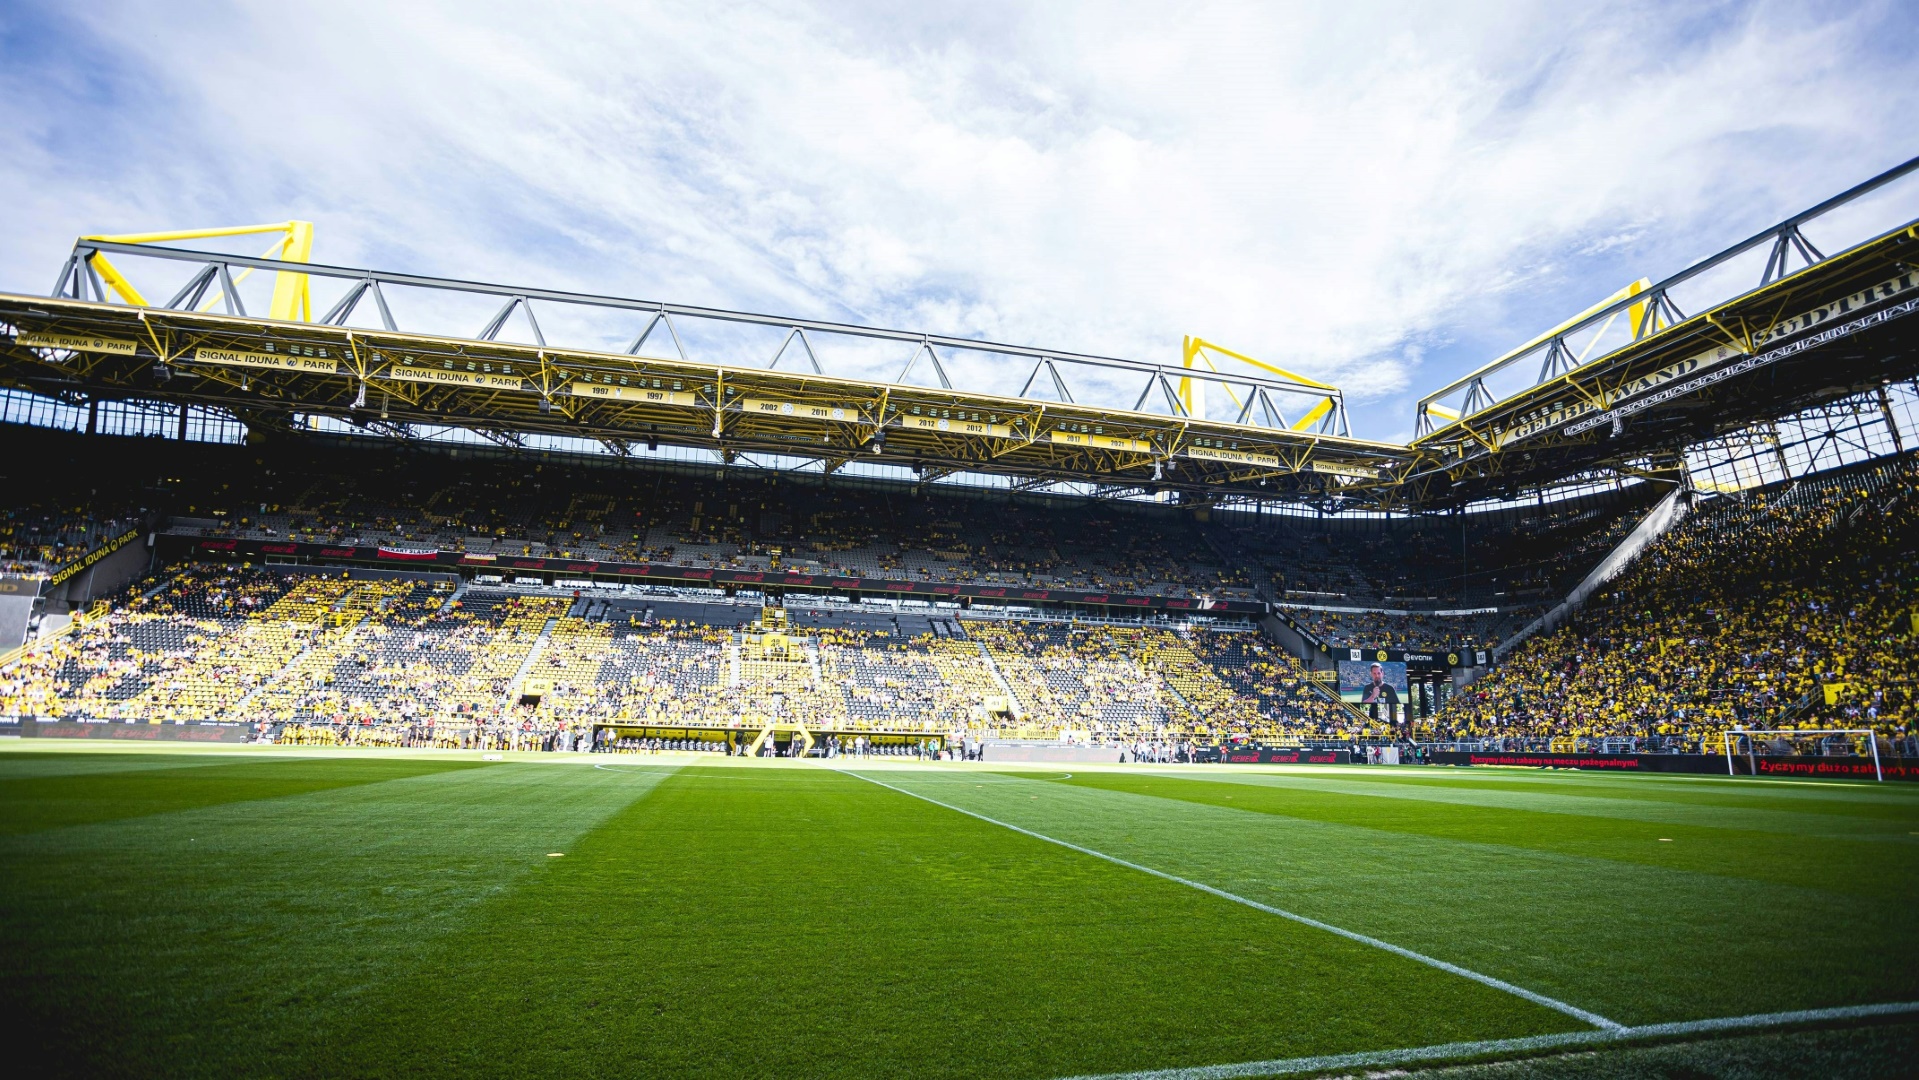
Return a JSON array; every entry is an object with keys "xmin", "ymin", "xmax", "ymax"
[
  {"xmin": 0, "ymin": 561, "xmax": 1357, "ymax": 747},
  {"xmin": 0, "ymin": 504, "xmax": 143, "ymax": 577},
  {"xmin": 1184, "ymin": 627, "xmax": 1353, "ymax": 734},
  {"xmin": 1, "ymin": 421, "xmax": 1911, "ymax": 760},
  {"xmin": 1, "ymin": 566, "xmax": 295, "ymax": 721},
  {"xmin": 1444, "ymin": 454, "xmax": 1919, "ymax": 750},
  {"xmin": 0, "ymin": 429, "xmax": 164, "ymax": 580},
  {"xmin": 1218, "ymin": 483, "xmax": 1662, "ymax": 649},
  {"xmin": 0, "ymin": 426, "xmax": 1650, "ymax": 634}
]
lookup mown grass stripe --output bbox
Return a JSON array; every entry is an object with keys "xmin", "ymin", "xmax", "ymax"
[
  {"xmin": 844, "ymin": 768, "xmax": 1623, "ymax": 1032},
  {"xmin": 313, "ymin": 764, "xmax": 1560, "ymax": 1078},
  {"xmin": 0, "ymin": 760, "xmax": 676, "ymax": 1077},
  {"xmin": 1053, "ymin": 1000, "xmax": 1919, "ymax": 1080},
  {"xmin": 1156, "ymin": 768, "xmax": 1919, "ymax": 840},
  {"xmin": 1055, "ymin": 769, "xmax": 1917, "ymax": 900},
  {"xmin": 0, "ymin": 754, "xmax": 489, "ymax": 836}
]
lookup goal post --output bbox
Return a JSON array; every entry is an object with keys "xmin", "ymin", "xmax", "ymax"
[{"xmin": 1722, "ymin": 728, "xmax": 1883, "ymax": 782}]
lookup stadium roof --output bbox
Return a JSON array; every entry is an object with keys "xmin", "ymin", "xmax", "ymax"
[
  {"xmin": 3, "ymin": 156, "xmax": 1916, "ymax": 511},
  {"xmin": 1405, "ymin": 156, "xmax": 1919, "ymax": 506}
]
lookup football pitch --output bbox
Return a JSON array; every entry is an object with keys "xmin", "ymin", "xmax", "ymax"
[{"xmin": 2, "ymin": 746, "xmax": 1915, "ymax": 1078}]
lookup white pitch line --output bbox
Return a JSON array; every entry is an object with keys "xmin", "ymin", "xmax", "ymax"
[
  {"xmin": 842, "ymin": 769, "xmax": 1621, "ymax": 1032},
  {"xmin": 1051, "ymin": 1000, "xmax": 1919, "ymax": 1080}
]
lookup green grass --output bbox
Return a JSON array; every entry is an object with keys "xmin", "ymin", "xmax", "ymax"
[
  {"xmin": 0, "ymin": 754, "xmax": 482, "ymax": 835},
  {"xmin": 1, "ymin": 748, "xmax": 1915, "ymax": 1078}
]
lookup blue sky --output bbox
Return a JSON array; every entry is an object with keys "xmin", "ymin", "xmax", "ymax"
[{"xmin": 3, "ymin": 0, "xmax": 1916, "ymax": 442}]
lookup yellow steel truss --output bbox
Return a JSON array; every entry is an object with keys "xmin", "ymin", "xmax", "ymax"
[
  {"xmin": 1179, "ymin": 336, "xmax": 1340, "ymax": 432},
  {"xmin": 0, "ymin": 292, "xmax": 1408, "ymax": 501},
  {"xmin": 81, "ymin": 222, "xmax": 314, "ymax": 322}
]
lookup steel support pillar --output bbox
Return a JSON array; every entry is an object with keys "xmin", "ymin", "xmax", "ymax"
[{"xmin": 1877, "ymin": 386, "xmax": 1904, "ymax": 453}]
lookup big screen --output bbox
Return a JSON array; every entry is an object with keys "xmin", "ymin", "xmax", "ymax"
[{"xmin": 1338, "ymin": 658, "xmax": 1408, "ymax": 705}]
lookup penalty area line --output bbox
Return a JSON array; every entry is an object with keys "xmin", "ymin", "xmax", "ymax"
[
  {"xmin": 842, "ymin": 770, "xmax": 1621, "ymax": 1032},
  {"xmin": 1051, "ymin": 1000, "xmax": 1919, "ymax": 1080}
]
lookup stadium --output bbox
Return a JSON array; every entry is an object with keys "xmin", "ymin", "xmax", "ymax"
[{"xmin": 4, "ymin": 12, "xmax": 1919, "ymax": 1077}]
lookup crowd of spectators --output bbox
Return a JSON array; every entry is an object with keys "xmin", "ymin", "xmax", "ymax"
[
  {"xmin": 4, "ymin": 426, "xmax": 1660, "ymax": 641},
  {"xmin": 1288, "ymin": 609, "xmax": 1512, "ymax": 651},
  {"xmin": 2, "ymin": 558, "xmax": 1379, "ymax": 747},
  {"xmin": 1219, "ymin": 483, "xmax": 1657, "ymax": 611},
  {"xmin": 1443, "ymin": 457, "xmax": 1919, "ymax": 747},
  {"xmin": 15, "ymin": 450, "xmax": 1911, "ymax": 755},
  {"xmin": 0, "ymin": 566, "xmax": 302, "ymax": 721},
  {"xmin": 1183, "ymin": 628, "xmax": 1356, "ymax": 735},
  {"xmin": 22, "ymin": 424, "xmax": 1916, "ymax": 757}
]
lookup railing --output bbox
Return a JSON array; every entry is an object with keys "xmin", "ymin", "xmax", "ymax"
[
  {"xmin": 1775, "ymin": 690, "xmax": 1817, "ymax": 726},
  {"xmin": 0, "ymin": 601, "xmax": 108, "ymax": 674}
]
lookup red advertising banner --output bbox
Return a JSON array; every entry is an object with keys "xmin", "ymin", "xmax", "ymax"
[
  {"xmin": 20, "ymin": 719, "xmax": 251, "ymax": 742},
  {"xmin": 1214, "ymin": 748, "xmax": 1353, "ymax": 765}
]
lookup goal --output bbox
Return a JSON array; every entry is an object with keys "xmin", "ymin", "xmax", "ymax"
[{"xmin": 1721, "ymin": 728, "xmax": 1883, "ymax": 782}]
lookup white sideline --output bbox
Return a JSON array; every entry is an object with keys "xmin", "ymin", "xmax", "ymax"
[
  {"xmin": 842, "ymin": 770, "xmax": 1622, "ymax": 1032},
  {"xmin": 1051, "ymin": 1000, "xmax": 1919, "ymax": 1080}
]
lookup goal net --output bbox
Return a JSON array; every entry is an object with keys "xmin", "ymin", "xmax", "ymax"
[{"xmin": 1721, "ymin": 728, "xmax": 1883, "ymax": 781}]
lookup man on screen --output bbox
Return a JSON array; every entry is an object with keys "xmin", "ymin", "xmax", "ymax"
[{"xmin": 1360, "ymin": 662, "xmax": 1399, "ymax": 705}]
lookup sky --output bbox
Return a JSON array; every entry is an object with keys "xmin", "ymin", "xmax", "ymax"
[{"xmin": 2, "ymin": 0, "xmax": 1916, "ymax": 443}]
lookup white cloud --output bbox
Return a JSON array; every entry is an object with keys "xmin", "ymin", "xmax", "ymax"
[{"xmin": 2, "ymin": 0, "xmax": 1914, "ymax": 439}]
